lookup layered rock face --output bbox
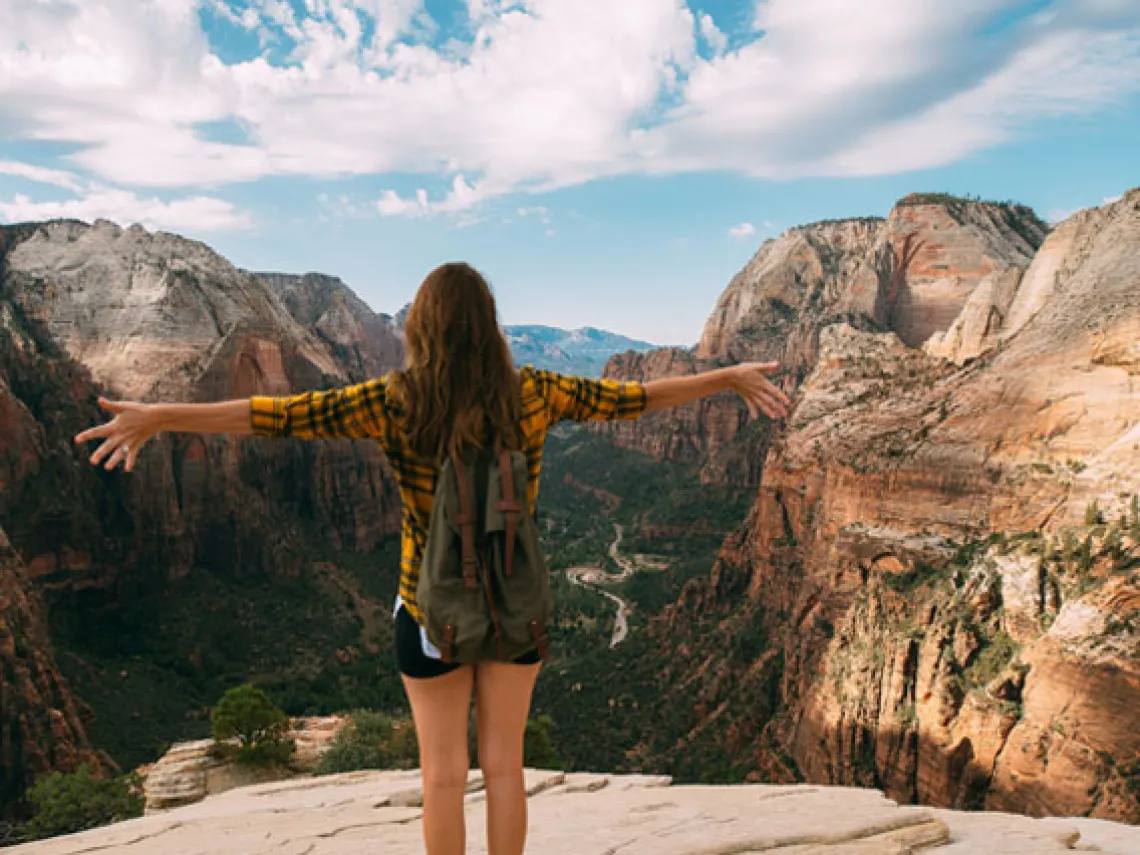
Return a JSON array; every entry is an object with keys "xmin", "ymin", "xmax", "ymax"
[
  {"xmin": 258, "ymin": 272, "xmax": 403, "ymax": 383},
  {"xmin": 0, "ymin": 527, "xmax": 106, "ymax": 815},
  {"xmin": 637, "ymin": 190, "xmax": 1140, "ymax": 820},
  {"xmin": 0, "ymin": 220, "xmax": 405, "ymax": 807},
  {"xmin": 0, "ymin": 219, "xmax": 403, "ymax": 587},
  {"xmin": 601, "ymin": 196, "xmax": 1046, "ymax": 486},
  {"xmin": 890, "ymin": 195, "xmax": 1044, "ymax": 356}
]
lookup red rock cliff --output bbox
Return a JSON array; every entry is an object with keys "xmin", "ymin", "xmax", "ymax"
[
  {"xmin": 1, "ymin": 524, "xmax": 107, "ymax": 815},
  {"xmin": 639, "ymin": 189, "xmax": 1140, "ymax": 821},
  {"xmin": 0, "ymin": 220, "xmax": 406, "ymax": 806},
  {"xmin": 600, "ymin": 197, "xmax": 1047, "ymax": 487}
]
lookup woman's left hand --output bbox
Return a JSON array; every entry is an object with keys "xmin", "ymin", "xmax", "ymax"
[
  {"xmin": 74, "ymin": 398, "xmax": 164, "ymax": 472},
  {"xmin": 726, "ymin": 362, "xmax": 792, "ymax": 420}
]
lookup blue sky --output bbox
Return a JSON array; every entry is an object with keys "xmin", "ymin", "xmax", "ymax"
[{"xmin": 1, "ymin": 1, "xmax": 1138, "ymax": 344}]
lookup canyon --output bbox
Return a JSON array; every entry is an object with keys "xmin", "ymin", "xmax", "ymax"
[
  {"xmin": 590, "ymin": 190, "xmax": 1140, "ymax": 821},
  {"xmin": 2, "ymin": 187, "xmax": 1138, "ymax": 834}
]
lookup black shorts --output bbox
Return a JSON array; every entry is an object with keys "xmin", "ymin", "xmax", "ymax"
[{"xmin": 395, "ymin": 605, "xmax": 541, "ymax": 679}]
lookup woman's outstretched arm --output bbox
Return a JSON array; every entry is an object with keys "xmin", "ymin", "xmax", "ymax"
[
  {"xmin": 74, "ymin": 398, "xmax": 252, "ymax": 472},
  {"xmin": 644, "ymin": 362, "xmax": 790, "ymax": 420},
  {"xmin": 75, "ymin": 377, "xmax": 392, "ymax": 472}
]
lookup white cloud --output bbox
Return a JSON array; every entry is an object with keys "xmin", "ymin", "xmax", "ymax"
[
  {"xmin": 545, "ymin": 228, "xmax": 555, "ymax": 237},
  {"xmin": 0, "ymin": 0, "xmax": 1137, "ymax": 218},
  {"xmin": 729, "ymin": 221, "xmax": 756, "ymax": 238},
  {"xmin": 376, "ymin": 188, "xmax": 430, "ymax": 216},
  {"xmin": 375, "ymin": 176, "xmax": 487, "ymax": 215},
  {"xmin": 0, "ymin": 189, "xmax": 252, "ymax": 232},
  {"xmin": 0, "ymin": 160, "xmax": 84, "ymax": 192},
  {"xmin": 698, "ymin": 13, "xmax": 727, "ymax": 55}
]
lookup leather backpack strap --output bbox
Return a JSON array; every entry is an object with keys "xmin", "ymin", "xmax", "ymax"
[
  {"xmin": 451, "ymin": 454, "xmax": 479, "ymax": 590},
  {"xmin": 494, "ymin": 450, "xmax": 524, "ymax": 577}
]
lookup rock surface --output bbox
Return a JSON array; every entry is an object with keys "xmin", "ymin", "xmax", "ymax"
[
  {"xmin": 0, "ymin": 526, "xmax": 106, "ymax": 814},
  {"xmin": 600, "ymin": 195, "xmax": 1047, "ymax": 485},
  {"xmin": 258, "ymin": 272, "xmax": 403, "ymax": 384},
  {"xmin": 0, "ymin": 220, "xmax": 404, "ymax": 805},
  {"xmin": 140, "ymin": 716, "xmax": 347, "ymax": 812},
  {"xmin": 0, "ymin": 219, "xmax": 404, "ymax": 587},
  {"xmin": 9, "ymin": 771, "xmax": 1140, "ymax": 855},
  {"xmin": 621, "ymin": 189, "xmax": 1140, "ymax": 821}
]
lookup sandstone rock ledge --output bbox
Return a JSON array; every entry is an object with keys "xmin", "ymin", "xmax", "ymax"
[{"xmin": 11, "ymin": 771, "xmax": 1140, "ymax": 855}]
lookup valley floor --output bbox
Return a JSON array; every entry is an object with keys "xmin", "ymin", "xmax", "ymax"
[{"xmin": 9, "ymin": 769, "xmax": 1140, "ymax": 855}]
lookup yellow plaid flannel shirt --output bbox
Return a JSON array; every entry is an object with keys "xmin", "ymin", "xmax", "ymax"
[{"xmin": 249, "ymin": 366, "xmax": 647, "ymax": 623}]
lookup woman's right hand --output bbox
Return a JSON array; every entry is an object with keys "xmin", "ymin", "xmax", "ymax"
[
  {"xmin": 74, "ymin": 397, "xmax": 165, "ymax": 472},
  {"xmin": 726, "ymin": 362, "xmax": 792, "ymax": 420}
]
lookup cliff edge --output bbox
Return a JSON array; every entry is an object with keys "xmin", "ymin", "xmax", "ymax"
[{"xmin": 8, "ymin": 770, "xmax": 1140, "ymax": 855}]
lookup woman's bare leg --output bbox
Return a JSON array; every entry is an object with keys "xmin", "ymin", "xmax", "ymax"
[
  {"xmin": 474, "ymin": 662, "xmax": 541, "ymax": 855},
  {"xmin": 403, "ymin": 666, "xmax": 475, "ymax": 855}
]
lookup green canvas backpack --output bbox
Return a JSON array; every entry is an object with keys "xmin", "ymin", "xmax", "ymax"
[{"xmin": 418, "ymin": 448, "xmax": 554, "ymax": 664}]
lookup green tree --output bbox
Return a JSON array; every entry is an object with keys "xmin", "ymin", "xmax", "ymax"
[
  {"xmin": 524, "ymin": 715, "xmax": 565, "ymax": 770},
  {"xmin": 1078, "ymin": 536, "xmax": 1094, "ymax": 575},
  {"xmin": 1060, "ymin": 530, "xmax": 1077, "ymax": 564},
  {"xmin": 212, "ymin": 685, "xmax": 295, "ymax": 766},
  {"xmin": 21, "ymin": 765, "xmax": 143, "ymax": 841}
]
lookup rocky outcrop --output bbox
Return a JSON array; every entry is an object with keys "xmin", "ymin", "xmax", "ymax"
[
  {"xmin": 258, "ymin": 272, "xmax": 403, "ymax": 383},
  {"xmin": 140, "ymin": 716, "xmax": 347, "ymax": 812},
  {"xmin": 0, "ymin": 220, "xmax": 403, "ymax": 587},
  {"xmin": 601, "ymin": 195, "xmax": 1046, "ymax": 486},
  {"xmin": 0, "ymin": 526, "xmax": 106, "ymax": 815},
  {"xmin": 602, "ymin": 347, "xmax": 774, "ymax": 487},
  {"xmin": 887, "ymin": 194, "xmax": 1044, "ymax": 355},
  {"xmin": 634, "ymin": 189, "xmax": 1140, "ymax": 821},
  {"xmin": 9, "ymin": 769, "xmax": 1140, "ymax": 855},
  {"xmin": 4, "ymin": 220, "xmax": 342, "ymax": 403}
]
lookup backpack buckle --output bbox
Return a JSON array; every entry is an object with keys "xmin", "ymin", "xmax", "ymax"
[{"xmin": 440, "ymin": 623, "xmax": 457, "ymax": 662}]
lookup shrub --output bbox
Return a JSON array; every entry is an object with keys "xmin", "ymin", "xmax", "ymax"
[
  {"xmin": 314, "ymin": 710, "xmax": 419, "ymax": 775},
  {"xmin": 21, "ymin": 765, "xmax": 143, "ymax": 841},
  {"xmin": 1078, "ymin": 536, "xmax": 1094, "ymax": 575},
  {"xmin": 1085, "ymin": 500, "xmax": 1103, "ymax": 526},
  {"xmin": 211, "ymin": 685, "xmax": 295, "ymax": 766},
  {"xmin": 963, "ymin": 630, "xmax": 1019, "ymax": 691},
  {"xmin": 524, "ymin": 715, "xmax": 566, "ymax": 770}
]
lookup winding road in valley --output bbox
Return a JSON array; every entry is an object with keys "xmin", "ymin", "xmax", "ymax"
[{"xmin": 565, "ymin": 523, "xmax": 637, "ymax": 648}]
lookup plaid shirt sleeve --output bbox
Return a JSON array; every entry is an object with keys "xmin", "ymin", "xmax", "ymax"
[
  {"xmin": 530, "ymin": 368, "xmax": 647, "ymax": 424},
  {"xmin": 249, "ymin": 377, "xmax": 391, "ymax": 439}
]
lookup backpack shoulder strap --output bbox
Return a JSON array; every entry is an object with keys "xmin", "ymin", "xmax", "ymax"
[
  {"xmin": 450, "ymin": 453, "xmax": 479, "ymax": 590},
  {"xmin": 493, "ymin": 450, "xmax": 525, "ymax": 577}
]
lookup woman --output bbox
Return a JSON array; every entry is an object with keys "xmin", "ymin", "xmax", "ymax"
[{"xmin": 75, "ymin": 262, "xmax": 789, "ymax": 855}]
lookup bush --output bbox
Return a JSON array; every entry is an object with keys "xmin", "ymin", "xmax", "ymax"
[
  {"xmin": 524, "ymin": 715, "xmax": 565, "ymax": 770},
  {"xmin": 316, "ymin": 710, "xmax": 564, "ymax": 774},
  {"xmin": 211, "ymin": 685, "xmax": 295, "ymax": 766},
  {"xmin": 21, "ymin": 765, "xmax": 143, "ymax": 841},
  {"xmin": 1085, "ymin": 500, "xmax": 1103, "ymax": 526},
  {"xmin": 314, "ymin": 710, "xmax": 419, "ymax": 775},
  {"xmin": 963, "ymin": 631, "xmax": 1019, "ymax": 691}
]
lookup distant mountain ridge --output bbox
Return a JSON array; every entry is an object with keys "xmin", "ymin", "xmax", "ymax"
[
  {"xmin": 390, "ymin": 302, "xmax": 657, "ymax": 377},
  {"xmin": 503, "ymin": 324, "xmax": 657, "ymax": 377}
]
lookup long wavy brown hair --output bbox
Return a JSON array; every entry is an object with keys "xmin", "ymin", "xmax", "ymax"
[{"xmin": 392, "ymin": 262, "xmax": 521, "ymax": 461}]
